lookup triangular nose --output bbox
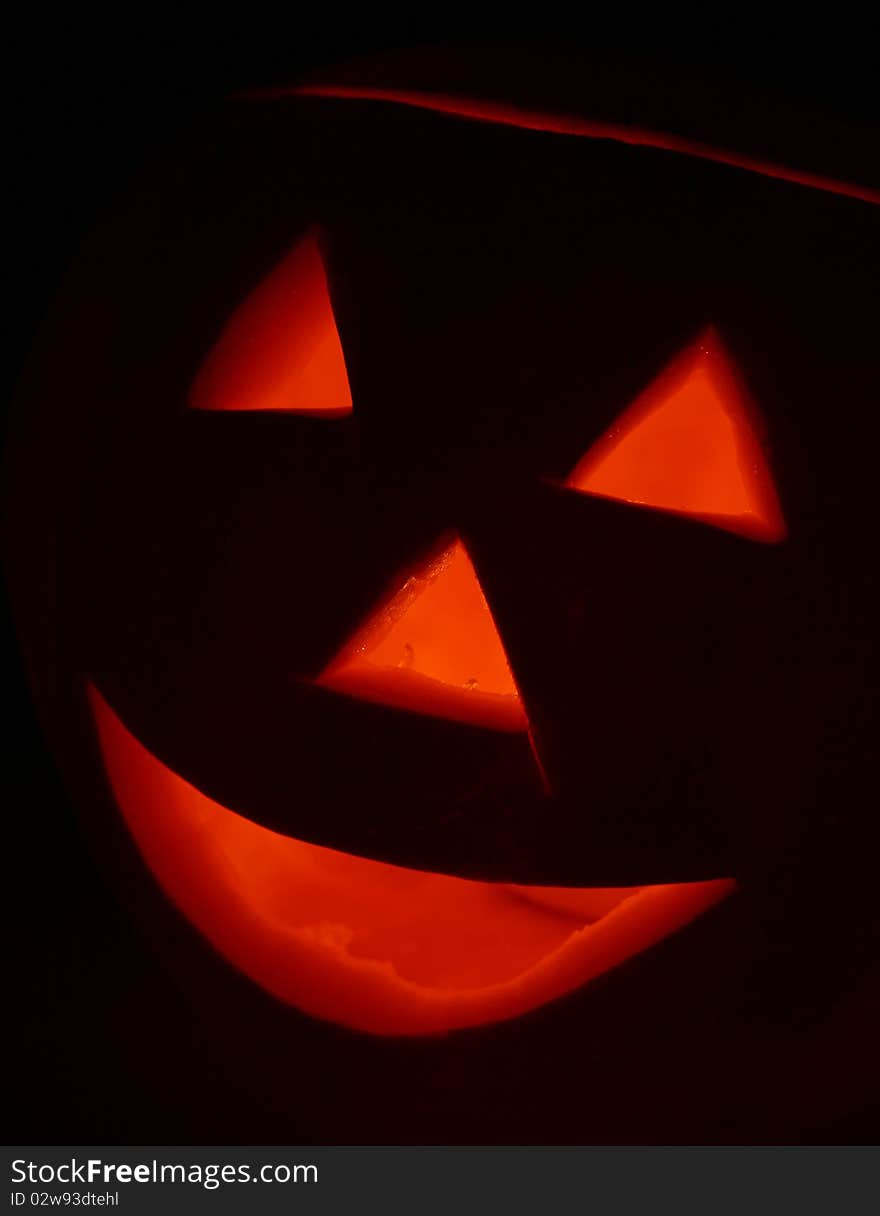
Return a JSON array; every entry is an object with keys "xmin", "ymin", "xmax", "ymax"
[{"xmin": 317, "ymin": 538, "xmax": 527, "ymax": 731}]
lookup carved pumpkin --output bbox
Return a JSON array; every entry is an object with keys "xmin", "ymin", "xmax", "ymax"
[{"xmin": 6, "ymin": 48, "xmax": 878, "ymax": 1132}]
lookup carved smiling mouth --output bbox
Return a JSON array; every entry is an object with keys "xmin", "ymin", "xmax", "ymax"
[{"xmin": 89, "ymin": 683, "xmax": 733, "ymax": 1036}]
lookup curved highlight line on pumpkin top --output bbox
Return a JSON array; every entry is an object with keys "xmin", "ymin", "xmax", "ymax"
[
  {"xmin": 244, "ymin": 83, "xmax": 880, "ymax": 207},
  {"xmin": 88, "ymin": 683, "xmax": 735, "ymax": 1036}
]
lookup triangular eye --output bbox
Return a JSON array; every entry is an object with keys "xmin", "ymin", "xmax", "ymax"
[
  {"xmin": 189, "ymin": 230, "xmax": 352, "ymax": 415},
  {"xmin": 565, "ymin": 329, "xmax": 786, "ymax": 542},
  {"xmin": 317, "ymin": 539, "xmax": 528, "ymax": 732}
]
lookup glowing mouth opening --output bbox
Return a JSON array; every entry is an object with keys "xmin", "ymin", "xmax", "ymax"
[{"xmin": 88, "ymin": 683, "xmax": 734, "ymax": 1035}]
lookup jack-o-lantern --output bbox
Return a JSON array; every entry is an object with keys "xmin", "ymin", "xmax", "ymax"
[{"xmin": 6, "ymin": 48, "xmax": 879, "ymax": 1135}]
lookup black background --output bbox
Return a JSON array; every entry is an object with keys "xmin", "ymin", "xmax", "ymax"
[{"xmin": 4, "ymin": 9, "xmax": 879, "ymax": 1144}]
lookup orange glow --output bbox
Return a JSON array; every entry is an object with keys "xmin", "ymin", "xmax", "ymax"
[
  {"xmin": 241, "ymin": 84, "xmax": 880, "ymax": 207},
  {"xmin": 88, "ymin": 683, "xmax": 735, "ymax": 1036},
  {"xmin": 318, "ymin": 539, "xmax": 528, "ymax": 732},
  {"xmin": 189, "ymin": 229, "xmax": 352, "ymax": 415},
  {"xmin": 566, "ymin": 329, "xmax": 786, "ymax": 542}
]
